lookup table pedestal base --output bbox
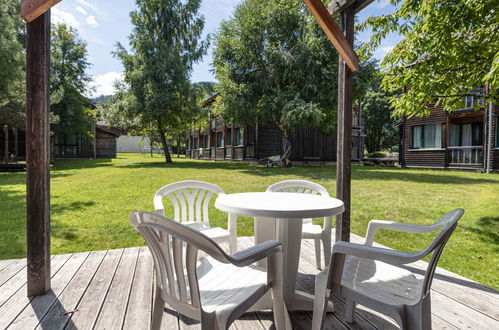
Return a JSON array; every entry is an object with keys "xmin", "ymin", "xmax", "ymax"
[{"xmin": 250, "ymin": 217, "xmax": 334, "ymax": 312}]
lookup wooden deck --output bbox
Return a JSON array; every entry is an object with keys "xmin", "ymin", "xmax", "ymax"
[{"xmin": 0, "ymin": 234, "xmax": 498, "ymax": 330}]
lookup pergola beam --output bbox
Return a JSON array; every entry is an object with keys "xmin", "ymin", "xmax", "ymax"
[
  {"xmin": 21, "ymin": 0, "xmax": 62, "ymax": 23},
  {"xmin": 328, "ymin": 0, "xmax": 374, "ymax": 16},
  {"xmin": 302, "ymin": 0, "xmax": 360, "ymax": 72}
]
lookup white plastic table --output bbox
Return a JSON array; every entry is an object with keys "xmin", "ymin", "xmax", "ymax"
[{"xmin": 215, "ymin": 192, "xmax": 344, "ymax": 311}]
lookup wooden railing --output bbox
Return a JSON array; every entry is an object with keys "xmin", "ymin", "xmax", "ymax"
[{"xmin": 447, "ymin": 146, "xmax": 483, "ymax": 165}]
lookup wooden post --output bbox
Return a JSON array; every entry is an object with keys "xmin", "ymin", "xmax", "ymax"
[
  {"xmin": 4, "ymin": 125, "xmax": 8, "ymax": 164},
  {"xmin": 335, "ymin": 6, "xmax": 354, "ymax": 242},
  {"xmin": 26, "ymin": 10, "xmax": 51, "ymax": 296},
  {"xmin": 14, "ymin": 127, "xmax": 19, "ymax": 160}
]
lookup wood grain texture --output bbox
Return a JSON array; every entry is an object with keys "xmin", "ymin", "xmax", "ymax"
[
  {"xmin": 302, "ymin": 0, "xmax": 360, "ymax": 72},
  {"xmin": 26, "ymin": 10, "xmax": 51, "ymax": 296},
  {"xmin": 1, "ymin": 239, "xmax": 497, "ymax": 329},
  {"xmin": 21, "ymin": 0, "xmax": 62, "ymax": 22},
  {"xmin": 36, "ymin": 250, "xmax": 107, "ymax": 330},
  {"xmin": 328, "ymin": 0, "xmax": 375, "ymax": 16},
  {"xmin": 335, "ymin": 6, "xmax": 355, "ymax": 242}
]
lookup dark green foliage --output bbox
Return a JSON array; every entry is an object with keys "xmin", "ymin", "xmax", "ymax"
[
  {"xmin": 212, "ymin": 0, "xmax": 339, "ymax": 135},
  {"xmin": 113, "ymin": 0, "xmax": 208, "ymax": 163},
  {"xmin": 50, "ymin": 24, "xmax": 93, "ymax": 137},
  {"xmin": 0, "ymin": 0, "xmax": 25, "ymax": 127},
  {"xmin": 360, "ymin": 0, "xmax": 499, "ymax": 116}
]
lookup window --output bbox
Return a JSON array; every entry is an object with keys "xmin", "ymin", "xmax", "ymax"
[
  {"xmin": 449, "ymin": 123, "xmax": 483, "ymax": 146},
  {"xmin": 54, "ymin": 133, "xmax": 79, "ymax": 156},
  {"xmin": 235, "ymin": 128, "xmax": 244, "ymax": 146},
  {"xmin": 226, "ymin": 128, "xmax": 232, "ymax": 145},
  {"xmin": 194, "ymin": 137, "xmax": 199, "ymax": 149},
  {"xmin": 216, "ymin": 131, "xmax": 224, "ymax": 148},
  {"xmin": 204, "ymin": 135, "xmax": 209, "ymax": 148},
  {"xmin": 411, "ymin": 124, "xmax": 442, "ymax": 149},
  {"xmin": 463, "ymin": 95, "xmax": 474, "ymax": 109},
  {"xmin": 496, "ymin": 118, "xmax": 499, "ymax": 148}
]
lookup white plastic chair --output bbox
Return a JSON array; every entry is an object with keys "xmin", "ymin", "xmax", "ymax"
[
  {"xmin": 266, "ymin": 180, "xmax": 332, "ymax": 269},
  {"xmin": 154, "ymin": 180, "xmax": 237, "ymax": 253},
  {"xmin": 312, "ymin": 209, "xmax": 464, "ymax": 330},
  {"xmin": 130, "ymin": 211, "xmax": 291, "ymax": 330}
]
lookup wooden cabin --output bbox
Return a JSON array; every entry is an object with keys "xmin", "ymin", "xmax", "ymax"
[
  {"xmin": 398, "ymin": 98, "xmax": 499, "ymax": 172},
  {"xmin": 0, "ymin": 122, "xmax": 119, "ymax": 161},
  {"xmin": 186, "ymin": 94, "xmax": 366, "ymax": 163}
]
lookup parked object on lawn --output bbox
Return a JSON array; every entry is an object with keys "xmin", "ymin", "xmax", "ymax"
[
  {"xmin": 312, "ymin": 209, "xmax": 464, "ymax": 330},
  {"xmin": 154, "ymin": 180, "xmax": 237, "ymax": 253},
  {"xmin": 363, "ymin": 157, "xmax": 398, "ymax": 167},
  {"xmin": 266, "ymin": 180, "xmax": 332, "ymax": 270},
  {"xmin": 263, "ymin": 148, "xmax": 292, "ymax": 168},
  {"xmin": 130, "ymin": 211, "xmax": 291, "ymax": 330}
]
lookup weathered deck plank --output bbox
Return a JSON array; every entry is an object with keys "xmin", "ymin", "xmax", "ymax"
[
  {"xmin": 36, "ymin": 250, "xmax": 107, "ymax": 330},
  {"xmin": 9, "ymin": 252, "xmax": 90, "ymax": 329},
  {"xmin": 123, "ymin": 247, "xmax": 154, "ymax": 330},
  {"xmin": 94, "ymin": 247, "xmax": 140, "ymax": 329},
  {"xmin": 65, "ymin": 248, "xmax": 124, "ymax": 330},
  {"xmin": 1, "ymin": 235, "xmax": 497, "ymax": 330},
  {"xmin": 0, "ymin": 254, "xmax": 70, "ymax": 327}
]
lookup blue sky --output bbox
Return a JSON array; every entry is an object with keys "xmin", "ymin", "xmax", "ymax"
[{"xmin": 51, "ymin": 0, "xmax": 401, "ymax": 97}]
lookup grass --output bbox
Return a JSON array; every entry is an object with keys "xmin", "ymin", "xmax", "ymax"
[{"xmin": 0, "ymin": 153, "xmax": 498, "ymax": 289}]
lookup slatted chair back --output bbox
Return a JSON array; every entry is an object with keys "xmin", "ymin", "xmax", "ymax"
[
  {"xmin": 418, "ymin": 209, "xmax": 463, "ymax": 296},
  {"xmin": 266, "ymin": 180, "xmax": 329, "ymax": 196},
  {"xmin": 130, "ymin": 211, "xmax": 230, "ymax": 320},
  {"xmin": 154, "ymin": 180, "xmax": 224, "ymax": 226}
]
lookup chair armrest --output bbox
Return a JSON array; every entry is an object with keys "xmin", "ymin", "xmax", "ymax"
[
  {"xmin": 365, "ymin": 220, "xmax": 440, "ymax": 246},
  {"xmin": 333, "ymin": 241, "xmax": 423, "ymax": 265},
  {"xmin": 228, "ymin": 240, "xmax": 282, "ymax": 267}
]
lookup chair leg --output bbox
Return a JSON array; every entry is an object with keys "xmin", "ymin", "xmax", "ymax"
[
  {"xmin": 151, "ymin": 285, "xmax": 165, "ymax": 330},
  {"xmin": 322, "ymin": 234, "xmax": 331, "ymax": 268},
  {"xmin": 402, "ymin": 295, "xmax": 432, "ymax": 330},
  {"xmin": 345, "ymin": 298, "xmax": 356, "ymax": 323},
  {"xmin": 312, "ymin": 269, "xmax": 332, "ymax": 330},
  {"xmin": 314, "ymin": 238, "xmax": 321, "ymax": 270}
]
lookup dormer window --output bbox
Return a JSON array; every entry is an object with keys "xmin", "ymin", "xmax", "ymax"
[{"xmin": 463, "ymin": 95, "xmax": 474, "ymax": 109}]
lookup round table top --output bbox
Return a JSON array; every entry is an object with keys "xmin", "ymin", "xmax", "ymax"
[{"xmin": 215, "ymin": 192, "xmax": 344, "ymax": 219}]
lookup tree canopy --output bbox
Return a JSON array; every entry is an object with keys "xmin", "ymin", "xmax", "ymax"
[
  {"xmin": 212, "ymin": 0, "xmax": 339, "ymax": 135},
  {"xmin": 113, "ymin": 0, "xmax": 208, "ymax": 163},
  {"xmin": 0, "ymin": 0, "xmax": 25, "ymax": 127},
  {"xmin": 50, "ymin": 23, "xmax": 93, "ymax": 137},
  {"xmin": 360, "ymin": 0, "xmax": 499, "ymax": 117}
]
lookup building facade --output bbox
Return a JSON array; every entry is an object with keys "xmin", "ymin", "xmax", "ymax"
[
  {"xmin": 398, "ymin": 99, "xmax": 499, "ymax": 172},
  {"xmin": 186, "ymin": 94, "xmax": 366, "ymax": 163}
]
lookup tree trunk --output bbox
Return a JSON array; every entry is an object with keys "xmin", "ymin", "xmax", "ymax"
[
  {"xmin": 157, "ymin": 120, "xmax": 172, "ymax": 163},
  {"xmin": 177, "ymin": 138, "xmax": 180, "ymax": 158},
  {"xmin": 149, "ymin": 137, "xmax": 153, "ymax": 157}
]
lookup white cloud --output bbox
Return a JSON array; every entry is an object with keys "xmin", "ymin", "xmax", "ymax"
[
  {"xmin": 75, "ymin": 0, "xmax": 105, "ymax": 18},
  {"xmin": 375, "ymin": 0, "xmax": 391, "ymax": 9},
  {"xmin": 51, "ymin": 7, "xmax": 81, "ymax": 28},
  {"xmin": 381, "ymin": 46, "xmax": 394, "ymax": 54},
  {"xmin": 74, "ymin": 6, "xmax": 87, "ymax": 15},
  {"xmin": 88, "ymin": 72, "xmax": 123, "ymax": 98},
  {"xmin": 85, "ymin": 16, "xmax": 99, "ymax": 28}
]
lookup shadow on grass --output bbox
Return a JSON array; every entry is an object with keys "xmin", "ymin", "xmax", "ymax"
[
  {"xmin": 117, "ymin": 159, "xmax": 499, "ymax": 185},
  {"xmin": 460, "ymin": 216, "xmax": 499, "ymax": 250}
]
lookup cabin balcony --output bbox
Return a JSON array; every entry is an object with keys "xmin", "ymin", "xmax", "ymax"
[{"xmin": 447, "ymin": 146, "xmax": 483, "ymax": 167}]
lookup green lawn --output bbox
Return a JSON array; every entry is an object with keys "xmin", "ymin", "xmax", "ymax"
[{"xmin": 0, "ymin": 153, "xmax": 498, "ymax": 289}]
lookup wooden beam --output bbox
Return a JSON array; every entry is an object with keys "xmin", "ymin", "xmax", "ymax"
[
  {"xmin": 328, "ymin": 0, "xmax": 375, "ymax": 16},
  {"xmin": 26, "ymin": 10, "xmax": 51, "ymax": 296},
  {"xmin": 335, "ymin": 6, "xmax": 355, "ymax": 243},
  {"xmin": 302, "ymin": 0, "xmax": 360, "ymax": 72},
  {"xmin": 21, "ymin": 0, "xmax": 62, "ymax": 23}
]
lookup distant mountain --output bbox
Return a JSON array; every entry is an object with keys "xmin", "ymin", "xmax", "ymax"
[{"xmin": 91, "ymin": 95, "xmax": 112, "ymax": 105}]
